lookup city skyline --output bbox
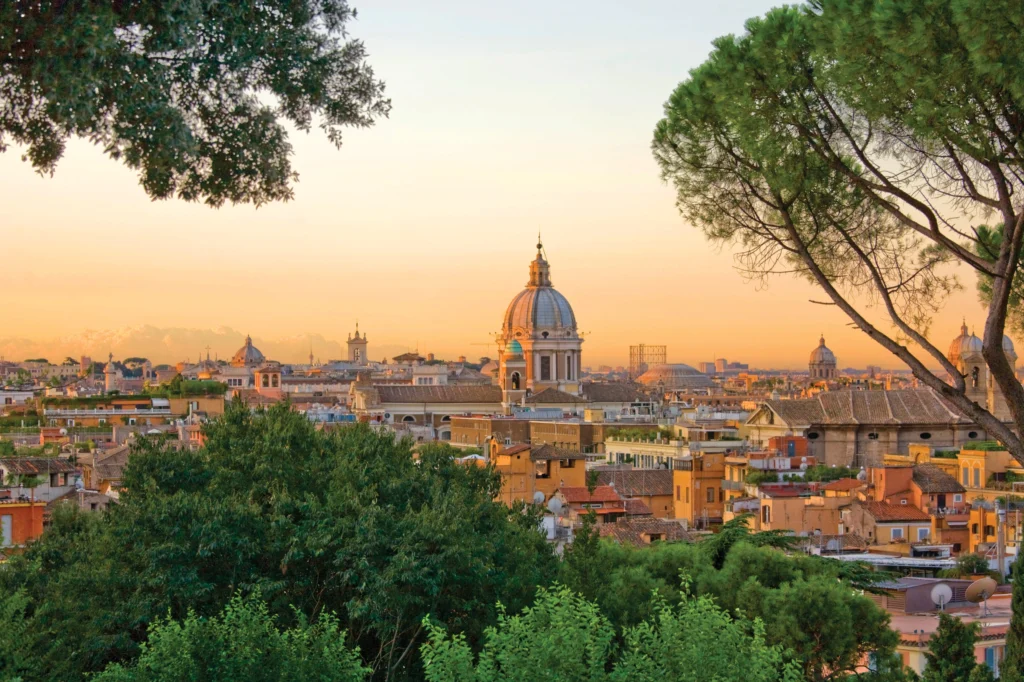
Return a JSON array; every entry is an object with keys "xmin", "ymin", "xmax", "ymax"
[{"xmin": 0, "ymin": 0, "xmax": 991, "ymax": 368}]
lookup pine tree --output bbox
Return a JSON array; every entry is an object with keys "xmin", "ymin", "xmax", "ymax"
[
  {"xmin": 1003, "ymin": 559, "xmax": 1024, "ymax": 681},
  {"xmin": 922, "ymin": 613, "xmax": 980, "ymax": 682}
]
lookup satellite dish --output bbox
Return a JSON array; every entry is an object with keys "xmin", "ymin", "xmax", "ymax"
[
  {"xmin": 547, "ymin": 497, "xmax": 563, "ymax": 515},
  {"xmin": 930, "ymin": 583, "xmax": 953, "ymax": 610},
  {"xmin": 532, "ymin": 491, "xmax": 545, "ymax": 505},
  {"xmin": 966, "ymin": 577, "xmax": 998, "ymax": 615}
]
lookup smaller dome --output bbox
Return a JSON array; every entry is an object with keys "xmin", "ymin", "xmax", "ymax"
[
  {"xmin": 637, "ymin": 364, "xmax": 714, "ymax": 391},
  {"xmin": 809, "ymin": 336, "xmax": 837, "ymax": 365},
  {"xmin": 1004, "ymin": 335, "xmax": 1015, "ymax": 354},
  {"xmin": 948, "ymin": 322, "xmax": 982, "ymax": 366},
  {"xmin": 231, "ymin": 335, "xmax": 266, "ymax": 368},
  {"xmin": 507, "ymin": 340, "xmax": 523, "ymax": 355}
]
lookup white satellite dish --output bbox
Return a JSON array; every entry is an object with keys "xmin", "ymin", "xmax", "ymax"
[
  {"xmin": 532, "ymin": 491, "xmax": 545, "ymax": 505},
  {"xmin": 930, "ymin": 583, "xmax": 953, "ymax": 611},
  {"xmin": 547, "ymin": 497, "xmax": 563, "ymax": 515}
]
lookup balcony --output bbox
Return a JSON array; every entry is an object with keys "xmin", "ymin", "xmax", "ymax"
[{"xmin": 721, "ymin": 480, "xmax": 745, "ymax": 491}]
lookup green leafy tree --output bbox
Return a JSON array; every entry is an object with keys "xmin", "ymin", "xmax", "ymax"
[
  {"xmin": 1, "ymin": 402, "xmax": 556, "ymax": 681},
  {"xmin": 1002, "ymin": 559, "xmax": 1024, "ymax": 680},
  {"xmin": 0, "ymin": 1, "xmax": 390, "ymax": 206},
  {"xmin": 652, "ymin": 0, "xmax": 1024, "ymax": 463},
  {"xmin": 421, "ymin": 585, "xmax": 615, "ymax": 682},
  {"xmin": 93, "ymin": 594, "xmax": 368, "ymax": 682},
  {"xmin": 0, "ymin": 589, "xmax": 31, "ymax": 682},
  {"xmin": 420, "ymin": 584, "xmax": 800, "ymax": 682},
  {"xmin": 922, "ymin": 613, "xmax": 981, "ymax": 682}
]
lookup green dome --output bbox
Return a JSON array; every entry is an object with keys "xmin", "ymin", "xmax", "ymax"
[{"xmin": 507, "ymin": 340, "xmax": 523, "ymax": 354}]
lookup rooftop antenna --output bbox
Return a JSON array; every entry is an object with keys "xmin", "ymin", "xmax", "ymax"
[
  {"xmin": 966, "ymin": 577, "xmax": 998, "ymax": 617},
  {"xmin": 930, "ymin": 583, "xmax": 953, "ymax": 611}
]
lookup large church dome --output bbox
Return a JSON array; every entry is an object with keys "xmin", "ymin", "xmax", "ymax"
[
  {"xmin": 809, "ymin": 336, "xmax": 836, "ymax": 365},
  {"xmin": 231, "ymin": 335, "xmax": 266, "ymax": 367},
  {"xmin": 948, "ymin": 322, "xmax": 983, "ymax": 367},
  {"xmin": 502, "ymin": 240, "xmax": 578, "ymax": 338}
]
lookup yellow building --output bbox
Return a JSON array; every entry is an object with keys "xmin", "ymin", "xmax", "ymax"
[
  {"xmin": 494, "ymin": 443, "xmax": 587, "ymax": 506},
  {"xmin": 722, "ymin": 454, "xmax": 750, "ymax": 502},
  {"xmin": 672, "ymin": 453, "xmax": 725, "ymax": 527}
]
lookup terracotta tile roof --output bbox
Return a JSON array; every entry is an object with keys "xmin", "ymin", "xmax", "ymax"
[
  {"xmin": 596, "ymin": 469, "xmax": 673, "ymax": 497},
  {"xmin": 530, "ymin": 444, "xmax": 587, "ymax": 461},
  {"xmin": 912, "ymin": 464, "xmax": 966, "ymax": 494},
  {"xmin": 598, "ymin": 518, "xmax": 700, "ymax": 547},
  {"xmin": 823, "ymin": 478, "xmax": 865, "ymax": 492},
  {"xmin": 560, "ymin": 486, "xmax": 622, "ymax": 503},
  {"xmin": 761, "ymin": 389, "xmax": 969, "ymax": 427},
  {"xmin": 93, "ymin": 445, "xmax": 131, "ymax": 482},
  {"xmin": 583, "ymin": 382, "xmax": 648, "ymax": 403},
  {"xmin": 499, "ymin": 443, "xmax": 531, "ymax": 455},
  {"xmin": 0, "ymin": 457, "xmax": 77, "ymax": 475},
  {"xmin": 377, "ymin": 385, "xmax": 502, "ymax": 404},
  {"xmin": 861, "ymin": 500, "xmax": 931, "ymax": 522},
  {"xmin": 525, "ymin": 388, "xmax": 585, "ymax": 404},
  {"xmin": 623, "ymin": 498, "xmax": 653, "ymax": 516}
]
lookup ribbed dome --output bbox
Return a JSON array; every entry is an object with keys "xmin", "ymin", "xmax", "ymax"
[
  {"xmin": 637, "ymin": 364, "xmax": 713, "ymax": 390},
  {"xmin": 1003, "ymin": 335, "xmax": 1016, "ymax": 355},
  {"xmin": 809, "ymin": 336, "xmax": 836, "ymax": 365},
  {"xmin": 502, "ymin": 243, "xmax": 578, "ymax": 337},
  {"xmin": 948, "ymin": 322, "xmax": 983, "ymax": 367},
  {"xmin": 503, "ymin": 288, "xmax": 577, "ymax": 333},
  {"xmin": 231, "ymin": 335, "xmax": 266, "ymax": 368}
]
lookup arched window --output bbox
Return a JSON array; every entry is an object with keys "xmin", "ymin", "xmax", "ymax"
[
  {"xmin": 511, "ymin": 372, "xmax": 521, "ymax": 390},
  {"xmin": 441, "ymin": 415, "xmax": 450, "ymax": 422},
  {"xmin": 972, "ymin": 366, "xmax": 980, "ymax": 388},
  {"xmin": 974, "ymin": 467, "xmax": 981, "ymax": 487},
  {"xmin": 261, "ymin": 374, "xmax": 269, "ymax": 387},
  {"xmin": 271, "ymin": 374, "xmax": 279, "ymax": 388},
  {"xmin": 402, "ymin": 415, "xmax": 416, "ymax": 423}
]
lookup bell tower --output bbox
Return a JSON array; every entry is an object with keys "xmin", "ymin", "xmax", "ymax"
[
  {"xmin": 500, "ymin": 339, "xmax": 527, "ymax": 413},
  {"xmin": 347, "ymin": 323, "xmax": 368, "ymax": 366}
]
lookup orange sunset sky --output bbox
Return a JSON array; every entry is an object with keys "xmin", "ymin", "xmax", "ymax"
[{"xmin": 0, "ymin": 0, "xmax": 991, "ymax": 369}]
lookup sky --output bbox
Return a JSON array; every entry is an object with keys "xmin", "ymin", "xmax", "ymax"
[{"xmin": 0, "ymin": 0, "xmax": 988, "ymax": 369}]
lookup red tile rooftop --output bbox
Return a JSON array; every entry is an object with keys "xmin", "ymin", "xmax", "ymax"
[
  {"xmin": 560, "ymin": 486, "xmax": 622, "ymax": 503},
  {"xmin": 822, "ymin": 478, "xmax": 864, "ymax": 491}
]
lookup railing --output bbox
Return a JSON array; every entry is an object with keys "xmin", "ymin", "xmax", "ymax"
[
  {"xmin": 44, "ymin": 407, "xmax": 172, "ymax": 417},
  {"xmin": 721, "ymin": 480, "xmax": 745, "ymax": 491}
]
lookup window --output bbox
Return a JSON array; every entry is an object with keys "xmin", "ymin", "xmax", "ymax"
[
  {"xmin": 868, "ymin": 433, "xmax": 879, "ymax": 440},
  {"xmin": 676, "ymin": 485, "xmax": 680, "ymax": 501},
  {"xmin": 973, "ymin": 523, "xmax": 979, "ymax": 534},
  {"xmin": 900, "ymin": 499, "xmax": 907, "ymax": 505},
  {"xmin": 50, "ymin": 473, "xmax": 59, "ymax": 487},
  {"xmin": 954, "ymin": 494, "xmax": 963, "ymax": 503},
  {"xmin": 90, "ymin": 503, "xmax": 98, "ymax": 511},
  {"xmin": 128, "ymin": 418, "xmax": 136, "ymax": 426},
  {"xmin": 891, "ymin": 528, "xmax": 904, "ymax": 541},
  {"xmin": 540, "ymin": 356, "xmax": 551, "ymax": 381},
  {"xmin": 685, "ymin": 487, "xmax": 689, "ymax": 504},
  {"xmin": 917, "ymin": 527, "xmax": 930, "ymax": 541},
  {"xmin": 402, "ymin": 415, "xmax": 416, "ymax": 423},
  {"xmin": 969, "ymin": 431, "xmax": 979, "ymax": 439},
  {"xmin": 985, "ymin": 525, "xmax": 996, "ymax": 536},
  {"xmin": 920, "ymin": 432, "xmax": 932, "ymax": 440},
  {"xmin": 963, "ymin": 467, "xmax": 970, "ymax": 485},
  {"xmin": 974, "ymin": 468, "xmax": 981, "ymax": 487},
  {"xmin": 706, "ymin": 487, "xmax": 715, "ymax": 503},
  {"xmin": 807, "ymin": 432, "xmax": 819, "ymax": 440},
  {"xmin": 262, "ymin": 374, "xmax": 269, "ymax": 387},
  {"xmin": 0, "ymin": 515, "xmax": 11, "ymax": 547}
]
